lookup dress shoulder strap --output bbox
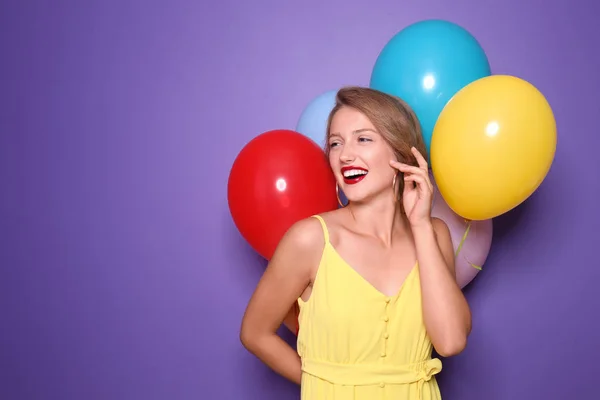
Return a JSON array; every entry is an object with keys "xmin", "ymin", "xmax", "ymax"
[{"xmin": 311, "ymin": 215, "xmax": 330, "ymax": 244}]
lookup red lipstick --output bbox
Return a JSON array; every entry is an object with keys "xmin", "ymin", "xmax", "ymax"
[{"xmin": 341, "ymin": 166, "xmax": 368, "ymax": 185}]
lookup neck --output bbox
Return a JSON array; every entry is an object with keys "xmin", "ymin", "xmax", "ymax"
[{"xmin": 345, "ymin": 192, "xmax": 409, "ymax": 247}]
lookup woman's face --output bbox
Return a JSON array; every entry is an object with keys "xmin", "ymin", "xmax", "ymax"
[{"xmin": 327, "ymin": 106, "xmax": 397, "ymax": 204}]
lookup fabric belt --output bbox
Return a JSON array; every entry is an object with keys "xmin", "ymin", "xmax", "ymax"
[{"xmin": 302, "ymin": 358, "xmax": 442, "ymax": 398}]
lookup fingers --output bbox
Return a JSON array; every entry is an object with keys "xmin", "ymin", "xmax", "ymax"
[
  {"xmin": 403, "ymin": 173, "xmax": 414, "ymax": 195},
  {"xmin": 404, "ymin": 173, "xmax": 433, "ymax": 192},
  {"xmin": 410, "ymin": 146, "xmax": 428, "ymax": 170},
  {"xmin": 390, "ymin": 161, "xmax": 422, "ymax": 175},
  {"xmin": 389, "ymin": 147, "xmax": 428, "ymax": 172},
  {"xmin": 389, "ymin": 160, "xmax": 429, "ymax": 184},
  {"xmin": 390, "ymin": 148, "xmax": 432, "ymax": 193}
]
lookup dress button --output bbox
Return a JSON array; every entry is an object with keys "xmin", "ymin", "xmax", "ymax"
[
  {"xmin": 384, "ymin": 333, "xmax": 389, "ymax": 339},
  {"xmin": 380, "ymin": 352, "xmax": 386, "ymax": 357},
  {"xmin": 382, "ymin": 316, "xmax": 389, "ymax": 322},
  {"xmin": 385, "ymin": 297, "xmax": 390, "ymax": 303},
  {"xmin": 380, "ymin": 382, "xmax": 385, "ymax": 388}
]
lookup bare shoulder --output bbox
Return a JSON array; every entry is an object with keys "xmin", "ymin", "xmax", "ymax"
[
  {"xmin": 267, "ymin": 215, "xmax": 327, "ymax": 278},
  {"xmin": 312, "ymin": 208, "xmax": 347, "ymax": 235},
  {"xmin": 431, "ymin": 217, "xmax": 455, "ymax": 271},
  {"xmin": 280, "ymin": 208, "xmax": 348, "ymax": 249},
  {"xmin": 277, "ymin": 215, "xmax": 326, "ymax": 254}
]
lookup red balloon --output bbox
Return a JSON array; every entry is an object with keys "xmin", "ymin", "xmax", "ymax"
[{"xmin": 228, "ymin": 129, "xmax": 338, "ymax": 260}]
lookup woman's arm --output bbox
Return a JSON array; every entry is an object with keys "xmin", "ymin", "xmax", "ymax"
[
  {"xmin": 239, "ymin": 217, "xmax": 323, "ymax": 384},
  {"xmin": 412, "ymin": 217, "xmax": 472, "ymax": 357}
]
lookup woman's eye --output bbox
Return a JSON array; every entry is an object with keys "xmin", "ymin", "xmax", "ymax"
[{"xmin": 358, "ymin": 137, "xmax": 372, "ymax": 142}]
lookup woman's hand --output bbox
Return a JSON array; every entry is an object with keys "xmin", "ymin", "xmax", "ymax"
[
  {"xmin": 389, "ymin": 146, "xmax": 433, "ymax": 228},
  {"xmin": 392, "ymin": 148, "xmax": 471, "ymax": 357}
]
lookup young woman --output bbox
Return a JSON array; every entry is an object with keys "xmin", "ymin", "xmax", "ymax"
[{"xmin": 240, "ymin": 86, "xmax": 471, "ymax": 399}]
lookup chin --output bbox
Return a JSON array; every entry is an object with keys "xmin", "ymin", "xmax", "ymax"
[
  {"xmin": 341, "ymin": 188, "xmax": 371, "ymax": 204},
  {"xmin": 342, "ymin": 183, "xmax": 389, "ymax": 205}
]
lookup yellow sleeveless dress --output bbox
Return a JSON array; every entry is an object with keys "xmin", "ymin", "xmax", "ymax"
[{"xmin": 296, "ymin": 215, "xmax": 442, "ymax": 400}]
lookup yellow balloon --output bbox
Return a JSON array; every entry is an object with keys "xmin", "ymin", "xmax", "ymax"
[{"xmin": 430, "ymin": 75, "xmax": 557, "ymax": 220}]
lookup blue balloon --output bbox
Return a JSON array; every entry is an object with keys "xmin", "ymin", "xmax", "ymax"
[
  {"xmin": 370, "ymin": 19, "xmax": 491, "ymax": 155},
  {"xmin": 296, "ymin": 89, "xmax": 338, "ymax": 148}
]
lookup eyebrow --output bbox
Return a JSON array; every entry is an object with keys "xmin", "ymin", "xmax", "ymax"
[{"xmin": 329, "ymin": 128, "xmax": 378, "ymax": 137}]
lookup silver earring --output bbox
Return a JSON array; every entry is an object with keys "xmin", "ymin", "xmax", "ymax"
[{"xmin": 336, "ymin": 183, "xmax": 346, "ymax": 207}]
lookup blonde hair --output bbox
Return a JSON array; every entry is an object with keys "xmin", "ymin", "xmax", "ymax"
[{"xmin": 325, "ymin": 86, "xmax": 428, "ymax": 198}]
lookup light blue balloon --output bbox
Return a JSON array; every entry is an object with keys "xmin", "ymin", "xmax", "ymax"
[
  {"xmin": 370, "ymin": 19, "xmax": 491, "ymax": 155},
  {"xmin": 296, "ymin": 89, "xmax": 338, "ymax": 149}
]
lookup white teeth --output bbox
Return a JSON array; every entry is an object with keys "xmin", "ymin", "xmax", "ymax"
[{"xmin": 343, "ymin": 169, "xmax": 368, "ymax": 178}]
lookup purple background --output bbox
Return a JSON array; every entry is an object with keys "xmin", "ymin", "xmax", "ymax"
[{"xmin": 1, "ymin": 1, "xmax": 598, "ymax": 399}]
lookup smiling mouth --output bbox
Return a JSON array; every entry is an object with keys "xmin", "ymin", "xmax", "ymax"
[{"xmin": 342, "ymin": 167, "xmax": 368, "ymax": 184}]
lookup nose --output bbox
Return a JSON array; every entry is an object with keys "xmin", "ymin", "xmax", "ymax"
[{"xmin": 339, "ymin": 144, "xmax": 355, "ymax": 164}]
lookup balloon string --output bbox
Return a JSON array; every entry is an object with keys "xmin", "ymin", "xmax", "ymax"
[
  {"xmin": 468, "ymin": 261, "xmax": 482, "ymax": 271},
  {"xmin": 455, "ymin": 219, "xmax": 472, "ymax": 258},
  {"xmin": 454, "ymin": 219, "xmax": 483, "ymax": 271}
]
